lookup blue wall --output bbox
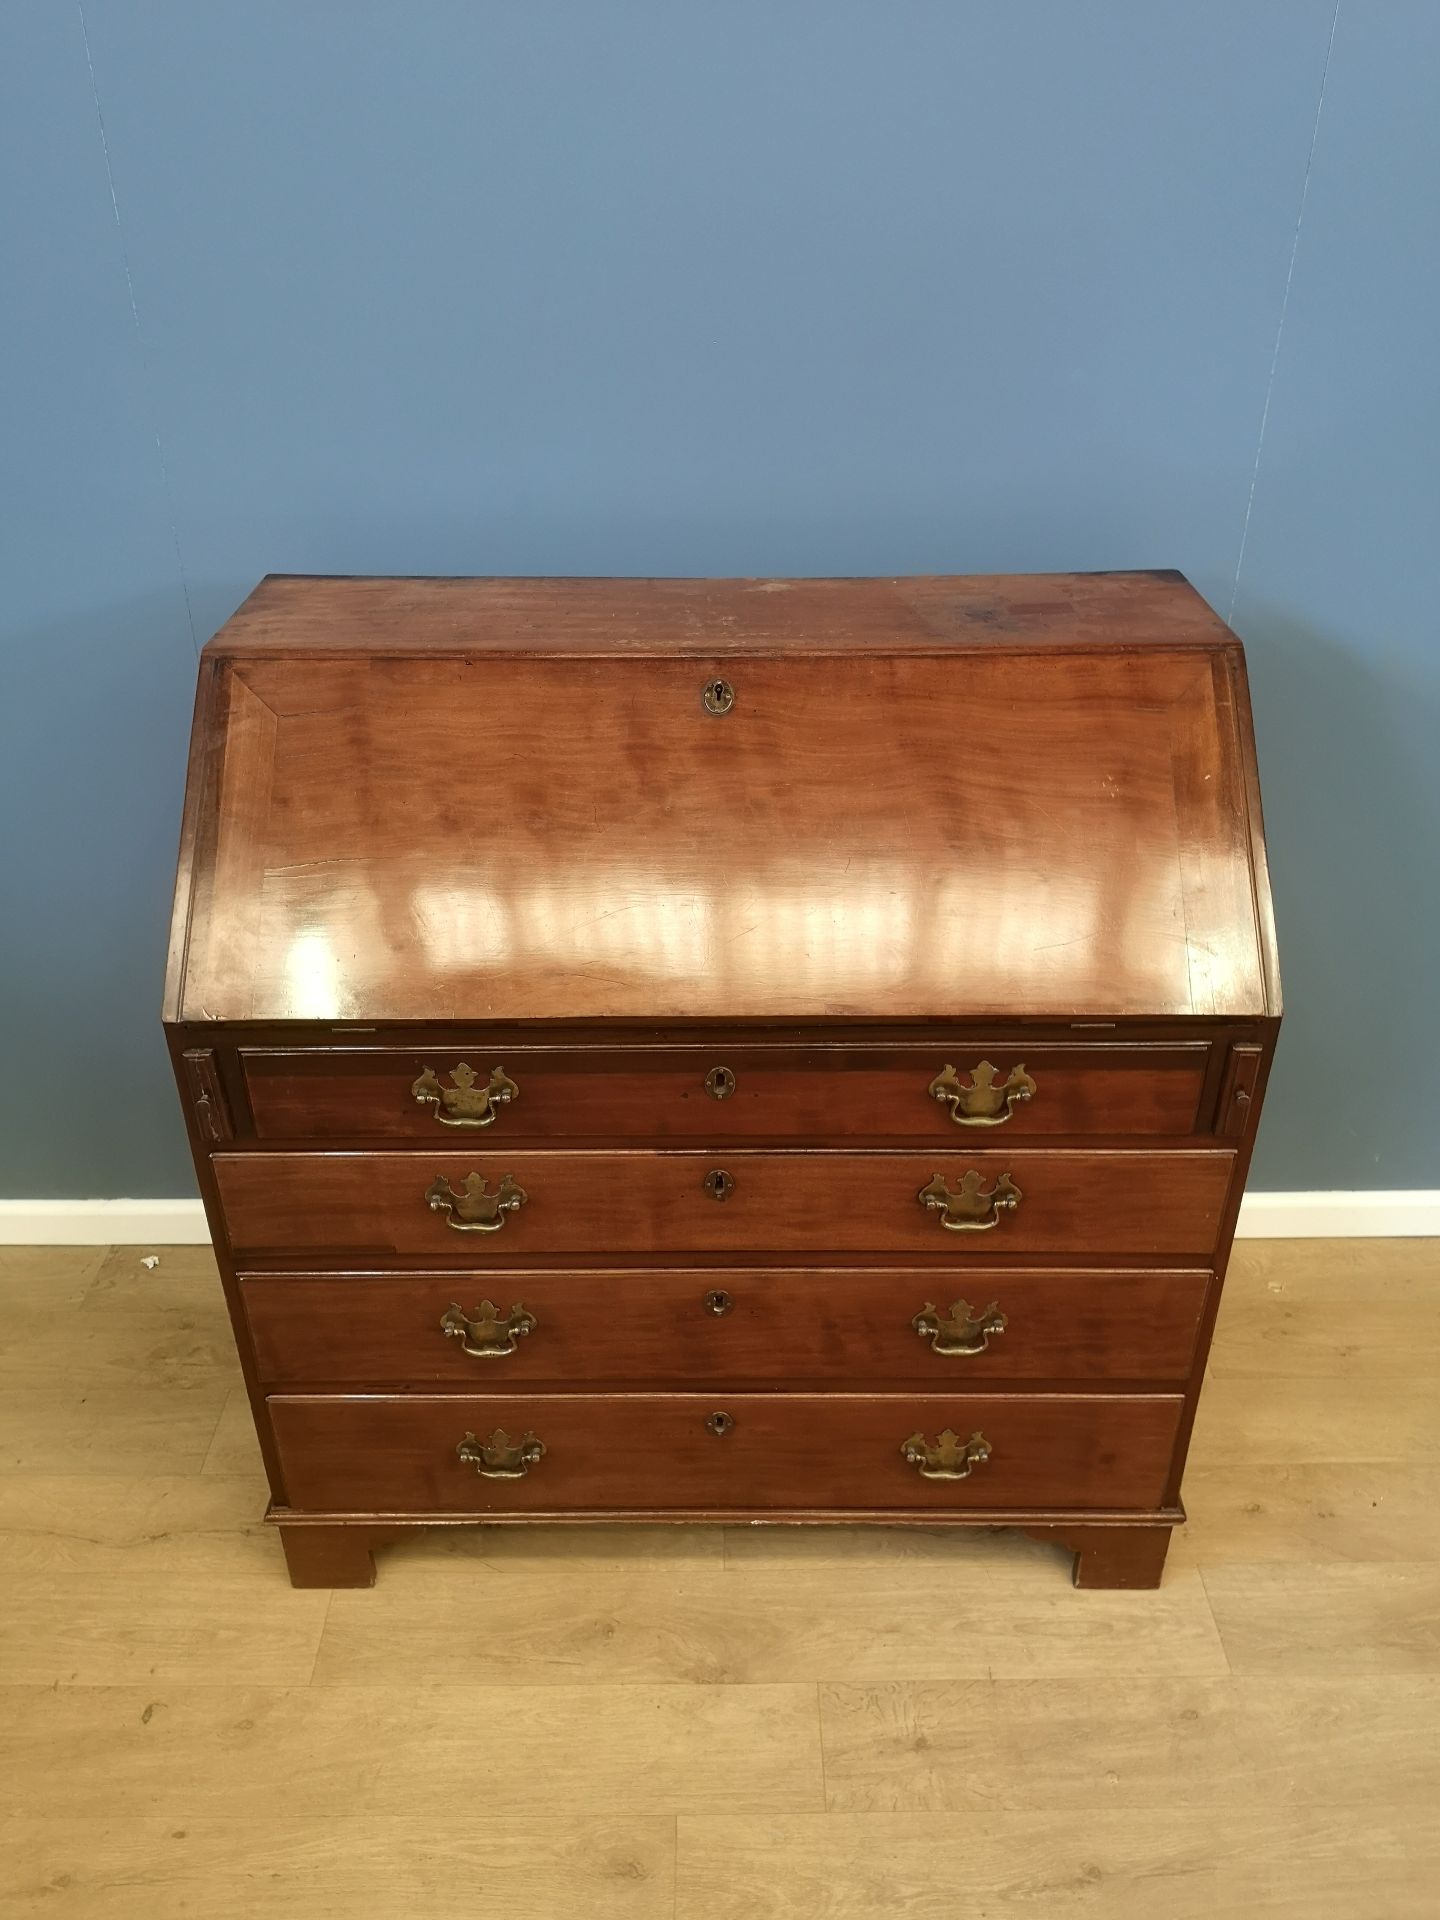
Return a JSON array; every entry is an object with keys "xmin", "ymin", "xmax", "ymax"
[{"xmin": 2, "ymin": 2, "xmax": 1435, "ymax": 1195}]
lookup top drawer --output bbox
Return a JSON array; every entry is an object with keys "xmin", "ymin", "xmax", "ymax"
[{"xmin": 240, "ymin": 1042, "xmax": 1213, "ymax": 1145}]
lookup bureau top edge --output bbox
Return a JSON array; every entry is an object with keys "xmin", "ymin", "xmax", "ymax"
[{"xmin": 201, "ymin": 570, "xmax": 1238, "ymax": 657}]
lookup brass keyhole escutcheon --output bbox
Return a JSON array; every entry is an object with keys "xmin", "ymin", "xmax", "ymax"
[
  {"xmin": 706, "ymin": 1411, "xmax": 735, "ymax": 1437},
  {"xmin": 705, "ymin": 1065, "xmax": 736, "ymax": 1101},
  {"xmin": 702, "ymin": 677, "xmax": 735, "ymax": 715},
  {"xmin": 704, "ymin": 1288, "xmax": 734, "ymax": 1316},
  {"xmin": 702, "ymin": 1168, "xmax": 735, "ymax": 1202}
]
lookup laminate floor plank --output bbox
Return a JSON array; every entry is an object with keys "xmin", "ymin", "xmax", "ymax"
[
  {"xmin": 0, "ymin": 1683, "xmax": 824, "ymax": 1818},
  {"xmin": 0, "ymin": 1816, "xmax": 675, "ymax": 1920},
  {"xmin": 817, "ymin": 1676, "xmax": 1440, "ymax": 1811},
  {"xmin": 1180, "ymin": 1463, "xmax": 1440, "ymax": 1563},
  {"xmin": 0, "ymin": 1572, "xmax": 330, "ymax": 1686},
  {"xmin": 0, "ymin": 1474, "xmax": 274, "ymax": 1574},
  {"xmin": 313, "ymin": 1562, "xmax": 1227, "ymax": 1687},
  {"xmin": 1210, "ymin": 1240, "xmax": 1440, "ymax": 1378},
  {"xmin": 673, "ymin": 1809, "xmax": 1440, "ymax": 1919},
  {"xmin": 0, "ymin": 1246, "xmax": 108, "ymax": 1301},
  {"xmin": 200, "ymin": 1386, "xmax": 266, "ymax": 1475},
  {"xmin": 0, "ymin": 1383, "xmax": 230, "ymax": 1478},
  {"xmin": 1203, "ymin": 1562, "xmax": 1440, "ymax": 1675},
  {"xmin": 1187, "ymin": 1374, "xmax": 1440, "ymax": 1466},
  {"xmin": 0, "ymin": 1248, "xmax": 236, "ymax": 1389}
]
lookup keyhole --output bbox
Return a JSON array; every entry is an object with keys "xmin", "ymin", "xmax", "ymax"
[
  {"xmin": 702, "ymin": 678, "xmax": 735, "ymax": 715},
  {"xmin": 702, "ymin": 1168, "xmax": 735, "ymax": 1201},
  {"xmin": 705, "ymin": 1411, "xmax": 734, "ymax": 1437},
  {"xmin": 703, "ymin": 1289, "xmax": 734, "ymax": 1316},
  {"xmin": 705, "ymin": 1066, "xmax": 736, "ymax": 1101}
]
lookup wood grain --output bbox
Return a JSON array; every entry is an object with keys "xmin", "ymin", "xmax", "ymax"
[
  {"xmin": 0, "ymin": 1474, "xmax": 273, "ymax": 1575},
  {"xmin": 0, "ymin": 1817, "xmax": 676, "ymax": 1920},
  {"xmin": 0, "ymin": 1384, "xmax": 229, "ymax": 1479},
  {"xmin": 268, "ymin": 1390, "xmax": 1184, "ymax": 1513},
  {"xmin": 0, "ymin": 1683, "xmax": 824, "ymax": 1817},
  {"xmin": 817, "ymin": 1676, "xmax": 1440, "ymax": 1811},
  {"xmin": 1202, "ymin": 1562, "xmax": 1440, "ymax": 1675},
  {"xmin": 240, "ymin": 1266, "xmax": 1212, "ymax": 1387},
  {"xmin": 200, "ymin": 1388, "xmax": 265, "ymax": 1476},
  {"xmin": 1208, "ymin": 1235, "xmax": 1440, "ymax": 1377},
  {"xmin": 0, "ymin": 1573, "xmax": 329, "ymax": 1688},
  {"xmin": 166, "ymin": 574, "xmax": 1275, "ymax": 1024},
  {"xmin": 673, "ymin": 1809, "xmax": 1440, "ymax": 1919},
  {"xmin": 1188, "ymin": 1375, "xmax": 1440, "ymax": 1466},
  {"xmin": 213, "ymin": 1147, "xmax": 1235, "ymax": 1258},
  {"xmin": 311, "ymin": 1560, "xmax": 1225, "ymax": 1687},
  {"xmin": 241, "ymin": 1040, "xmax": 1212, "ymax": 1142},
  {"xmin": 200, "ymin": 570, "xmax": 1240, "ymax": 655},
  {"xmin": 1180, "ymin": 1463, "xmax": 1440, "ymax": 1563}
]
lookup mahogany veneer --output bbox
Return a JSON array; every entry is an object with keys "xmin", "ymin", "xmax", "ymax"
[
  {"xmin": 241, "ymin": 1041, "xmax": 1213, "ymax": 1141},
  {"xmin": 241, "ymin": 1267, "xmax": 1211, "ymax": 1386},
  {"xmin": 213, "ymin": 1148, "xmax": 1235, "ymax": 1260},
  {"xmin": 269, "ymin": 1391, "xmax": 1185, "ymax": 1514},
  {"xmin": 165, "ymin": 571, "xmax": 1280, "ymax": 1588}
]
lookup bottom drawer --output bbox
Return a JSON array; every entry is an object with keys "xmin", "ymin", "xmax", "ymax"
[{"xmin": 269, "ymin": 1391, "xmax": 1183, "ymax": 1514}]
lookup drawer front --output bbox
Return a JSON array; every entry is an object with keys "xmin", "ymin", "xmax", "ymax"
[
  {"xmin": 243, "ymin": 1268, "xmax": 1210, "ymax": 1386},
  {"xmin": 270, "ymin": 1390, "xmax": 1184, "ymax": 1513},
  {"xmin": 241, "ymin": 1043, "xmax": 1211, "ymax": 1143},
  {"xmin": 215, "ymin": 1148, "xmax": 1235, "ymax": 1259}
]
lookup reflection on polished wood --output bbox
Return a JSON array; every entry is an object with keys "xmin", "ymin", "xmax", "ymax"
[
  {"xmin": 166, "ymin": 572, "xmax": 1278, "ymax": 1025},
  {"xmin": 241, "ymin": 1040, "xmax": 1213, "ymax": 1142},
  {"xmin": 213, "ymin": 1147, "xmax": 1234, "ymax": 1258},
  {"xmin": 240, "ymin": 1267, "xmax": 1211, "ymax": 1386},
  {"xmin": 268, "ymin": 1391, "xmax": 1183, "ymax": 1512}
]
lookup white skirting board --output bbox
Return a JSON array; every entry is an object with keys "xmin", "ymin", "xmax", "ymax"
[{"xmin": 0, "ymin": 1192, "xmax": 1437, "ymax": 1246}]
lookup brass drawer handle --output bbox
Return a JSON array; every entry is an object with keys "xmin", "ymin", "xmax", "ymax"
[
  {"xmin": 702, "ymin": 1168, "xmax": 736, "ymax": 1201},
  {"xmin": 425, "ymin": 1171, "xmax": 528, "ymax": 1232},
  {"xmin": 913, "ymin": 1298, "xmax": 1007, "ymax": 1355},
  {"xmin": 901, "ymin": 1428, "xmax": 992, "ymax": 1481},
  {"xmin": 457, "ymin": 1428, "xmax": 545, "ymax": 1479},
  {"xmin": 918, "ymin": 1170, "xmax": 1022, "ymax": 1233},
  {"xmin": 441, "ymin": 1299, "xmax": 536, "ymax": 1357},
  {"xmin": 412, "ymin": 1063, "xmax": 518, "ymax": 1128},
  {"xmin": 929, "ymin": 1061, "xmax": 1035, "ymax": 1127}
]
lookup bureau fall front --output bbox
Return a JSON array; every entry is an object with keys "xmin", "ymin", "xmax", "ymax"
[{"xmin": 165, "ymin": 572, "xmax": 1279, "ymax": 1588}]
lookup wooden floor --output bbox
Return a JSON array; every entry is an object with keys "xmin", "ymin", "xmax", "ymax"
[{"xmin": 0, "ymin": 1241, "xmax": 1437, "ymax": 1916}]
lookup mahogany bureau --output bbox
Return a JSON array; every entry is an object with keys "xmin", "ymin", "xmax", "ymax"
[{"xmin": 164, "ymin": 571, "xmax": 1280, "ymax": 1589}]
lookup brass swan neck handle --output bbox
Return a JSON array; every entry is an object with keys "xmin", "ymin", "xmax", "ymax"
[
  {"xmin": 440, "ymin": 1299, "xmax": 536, "ymax": 1357},
  {"xmin": 412, "ymin": 1063, "xmax": 519, "ymax": 1128},
  {"xmin": 425, "ymin": 1171, "xmax": 528, "ymax": 1232},
  {"xmin": 912, "ymin": 1298, "xmax": 1007, "ymax": 1355},
  {"xmin": 929, "ymin": 1061, "xmax": 1035, "ymax": 1126},
  {"xmin": 901, "ymin": 1429, "xmax": 992, "ymax": 1480},
  {"xmin": 918, "ymin": 1170, "xmax": 1022, "ymax": 1233},
  {"xmin": 457, "ymin": 1429, "xmax": 545, "ymax": 1479}
]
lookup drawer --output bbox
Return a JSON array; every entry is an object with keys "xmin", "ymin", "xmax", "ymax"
[
  {"xmin": 243, "ymin": 1267, "xmax": 1211, "ymax": 1386},
  {"xmin": 240, "ymin": 1042, "xmax": 1212, "ymax": 1143},
  {"xmin": 215, "ymin": 1148, "xmax": 1235, "ymax": 1260},
  {"xmin": 269, "ymin": 1390, "xmax": 1184, "ymax": 1513}
]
